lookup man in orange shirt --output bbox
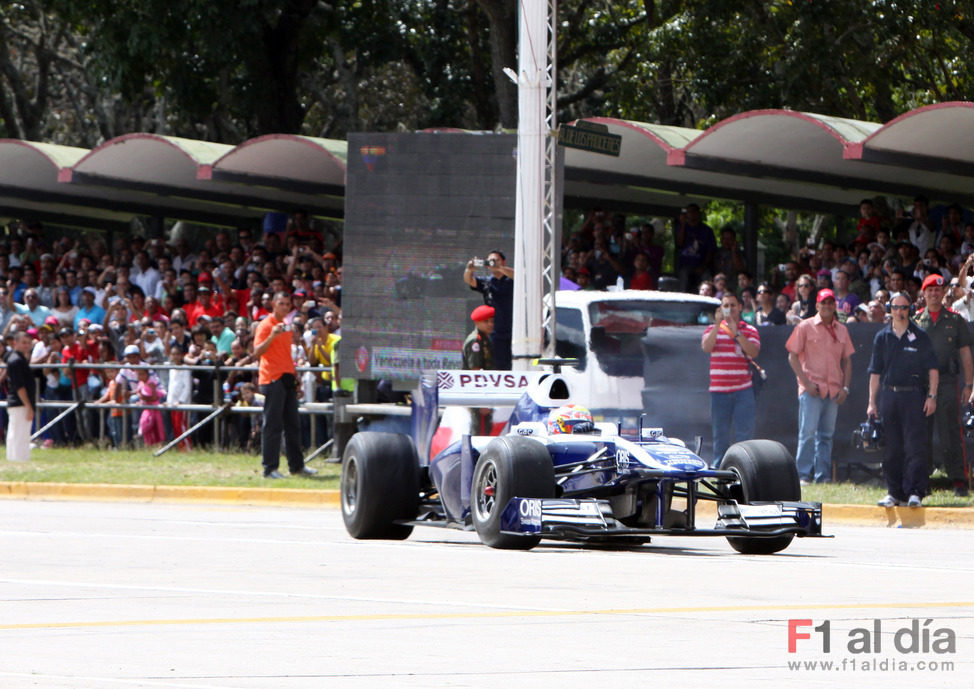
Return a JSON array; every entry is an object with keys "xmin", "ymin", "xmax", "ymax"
[
  {"xmin": 253, "ymin": 292, "xmax": 316, "ymax": 479},
  {"xmin": 785, "ymin": 288, "xmax": 855, "ymax": 484}
]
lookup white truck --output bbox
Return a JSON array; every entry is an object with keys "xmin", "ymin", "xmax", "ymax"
[{"xmin": 553, "ymin": 289, "xmax": 720, "ymax": 432}]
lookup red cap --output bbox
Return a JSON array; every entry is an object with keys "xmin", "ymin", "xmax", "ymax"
[
  {"xmin": 198, "ymin": 271, "xmax": 213, "ymax": 283},
  {"xmin": 921, "ymin": 274, "xmax": 945, "ymax": 291},
  {"xmin": 816, "ymin": 288, "xmax": 836, "ymax": 303},
  {"xmin": 471, "ymin": 305, "xmax": 495, "ymax": 322}
]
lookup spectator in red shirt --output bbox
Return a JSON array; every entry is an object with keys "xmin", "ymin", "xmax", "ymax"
[
  {"xmin": 701, "ymin": 293, "xmax": 761, "ymax": 467},
  {"xmin": 628, "ymin": 253, "xmax": 654, "ymax": 290},
  {"xmin": 60, "ymin": 327, "xmax": 91, "ymax": 393},
  {"xmin": 250, "ymin": 288, "xmax": 272, "ymax": 322},
  {"xmin": 186, "ymin": 285, "xmax": 224, "ymax": 326}
]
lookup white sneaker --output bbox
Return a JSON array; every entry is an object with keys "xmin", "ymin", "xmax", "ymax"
[
  {"xmin": 877, "ymin": 495, "xmax": 899, "ymax": 507},
  {"xmin": 907, "ymin": 495, "xmax": 922, "ymax": 508}
]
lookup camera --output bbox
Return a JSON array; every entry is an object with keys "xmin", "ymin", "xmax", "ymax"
[
  {"xmin": 487, "ymin": 258, "xmax": 496, "ymax": 267},
  {"xmin": 964, "ymin": 404, "xmax": 974, "ymax": 438},
  {"xmin": 472, "ymin": 259, "xmax": 485, "ymax": 267},
  {"xmin": 852, "ymin": 416, "xmax": 884, "ymax": 452}
]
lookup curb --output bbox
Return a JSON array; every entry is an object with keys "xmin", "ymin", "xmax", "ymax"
[
  {"xmin": 0, "ymin": 483, "xmax": 972, "ymax": 528},
  {"xmin": 0, "ymin": 482, "xmax": 341, "ymax": 508},
  {"xmin": 823, "ymin": 503, "xmax": 974, "ymax": 529}
]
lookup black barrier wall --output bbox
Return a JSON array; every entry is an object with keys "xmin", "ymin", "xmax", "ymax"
[{"xmin": 641, "ymin": 323, "xmax": 917, "ymax": 474}]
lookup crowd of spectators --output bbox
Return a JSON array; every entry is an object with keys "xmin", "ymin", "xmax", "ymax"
[
  {"xmin": 0, "ymin": 211, "xmax": 343, "ymax": 451},
  {"xmin": 563, "ymin": 195, "xmax": 974, "ymax": 326},
  {"xmin": 7, "ymin": 193, "xmax": 974, "ymax": 453}
]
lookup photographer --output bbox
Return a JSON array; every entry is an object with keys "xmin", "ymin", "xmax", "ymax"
[
  {"xmin": 253, "ymin": 291, "xmax": 316, "ymax": 479},
  {"xmin": 463, "ymin": 251, "xmax": 514, "ymax": 370}
]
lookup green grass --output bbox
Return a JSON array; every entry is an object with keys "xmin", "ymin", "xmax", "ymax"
[
  {"xmin": 1, "ymin": 447, "xmax": 972, "ymax": 507},
  {"xmin": 801, "ymin": 475, "xmax": 974, "ymax": 508},
  {"xmin": 0, "ymin": 447, "xmax": 341, "ymax": 489}
]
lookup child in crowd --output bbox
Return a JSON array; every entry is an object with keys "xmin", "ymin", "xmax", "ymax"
[
  {"xmin": 136, "ymin": 368, "xmax": 165, "ymax": 446},
  {"xmin": 94, "ymin": 363, "xmax": 125, "ymax": 448},
  {"xmin": 166, "ymin": 344, "xmax": 193, "ymax": 450},
  {"xmin": 235, "ymin": 382, "xmax": 264, "ymax": 453}
]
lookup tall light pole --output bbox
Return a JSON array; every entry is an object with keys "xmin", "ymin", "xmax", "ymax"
[{"xmin": 511, "ymin": 0, "xmax": 558, "ymax": 370}]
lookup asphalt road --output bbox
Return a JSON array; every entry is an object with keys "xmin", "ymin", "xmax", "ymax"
[{"xmin": 1, "ymin": 500, "xmax": 972, "ymax": 689}]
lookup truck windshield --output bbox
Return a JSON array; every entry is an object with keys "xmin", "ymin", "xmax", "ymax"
[{"xmin": 588, "ymin": 300, "xmax": 712, "ymax": 376}]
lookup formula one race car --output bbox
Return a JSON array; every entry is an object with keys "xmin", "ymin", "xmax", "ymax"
[{"xmin": 340, "ymin": 368, "xmax": 825, "ymax": 554}]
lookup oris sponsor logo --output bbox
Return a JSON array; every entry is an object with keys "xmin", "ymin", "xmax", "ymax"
[
  {"xmin": 519, "ymin": 498, "xmax": 542, "ymax": 525},
  {"xmin": 615, "ymin": 449, "xmax": 630, "ymax": 471}
]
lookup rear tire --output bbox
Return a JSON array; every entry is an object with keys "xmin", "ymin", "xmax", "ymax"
[
  {"xmin": 341, "ymin": 432, "xmax": 419, "ymax": 540},
  {"xmin": 471, "ymin": 436, "xmax": 555, "ymax": 550},
  {"xmin": 721, "ymin": 439, "xmax": 800, "ymax": 555}
]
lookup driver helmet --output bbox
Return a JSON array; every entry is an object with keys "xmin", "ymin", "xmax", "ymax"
[{"xmin": 547, "ymin": 404, "xmax": 594, "ymax": 435}]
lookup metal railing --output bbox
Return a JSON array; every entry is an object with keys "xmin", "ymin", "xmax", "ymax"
[{"xmin": 0, "ymin": 360, "xmax": 412, "ymax": 459}]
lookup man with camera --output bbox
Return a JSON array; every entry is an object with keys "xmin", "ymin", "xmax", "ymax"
[
  {"xmin": 464, "ymin": 250, "xmax": 514, "ymax": 370},
  {"xmin": 867, "ymin": 291, "xmax": 938, "ymax": 507},
  {"xmin": 785, "ymin": 288, "xmax": 854, "ymax": 484},
  {"xmin": 701, "ymin": 292, "xmax": 761, "ymax": 467},
  {"xmin": 913, "ymin": 273, "xmax": 974, "ymax": 497},
  {"xmin": 253, "ymin": 291, "xmax": 316, "ymax": 479}
]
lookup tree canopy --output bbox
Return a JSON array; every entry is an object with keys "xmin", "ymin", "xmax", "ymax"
[{"xmin": 2, "ymin": 0, "xmax": 973, "ymax": 146}]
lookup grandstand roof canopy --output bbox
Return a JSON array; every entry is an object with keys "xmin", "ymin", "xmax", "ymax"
[
  {"xmin": 0, "ymin": 133, "xmax": 348, "ymax": 232},
  {"xmin": 566, "ymin": 102, "xmax": 974, "ymax": 217},
  {"xmin": 2, "ymin": 101, "xmax": 974, "ymax": 232}
]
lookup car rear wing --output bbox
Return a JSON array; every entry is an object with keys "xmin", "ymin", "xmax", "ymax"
[{"xmin": 411, "ymin": 370, "xmax": 570, "ymax": 464}]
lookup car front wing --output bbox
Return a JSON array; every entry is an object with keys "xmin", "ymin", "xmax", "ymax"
[{"xmin": 499, "ymin": 497, "xmax": 825, "ymax": 540}]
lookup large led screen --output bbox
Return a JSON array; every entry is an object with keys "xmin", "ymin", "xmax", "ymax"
[{"xmin": 341, "ymin": 133, "xmax": 517, "ymax": 381}]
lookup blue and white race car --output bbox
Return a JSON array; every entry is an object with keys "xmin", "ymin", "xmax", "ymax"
[{"xmin": 340, "ymin": 367, "xmax": 825, "ymax": 554}]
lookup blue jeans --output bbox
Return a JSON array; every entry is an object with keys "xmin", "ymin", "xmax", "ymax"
[
  {"xmin": 711, "ymin": 388, "xmax": 755, "ymax": 467},
  {"xmin": 795, "ymin": 391, "xmax": 839, "ymax": 483}
]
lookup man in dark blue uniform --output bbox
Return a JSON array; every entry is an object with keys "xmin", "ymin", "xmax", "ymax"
[
  {"xmin": 867, "ymin": 292, "xmax": 939, "ymax": 507},
  {"xmin": 464, "ymin": 250, "xmax": 514, "ymax": 370}
]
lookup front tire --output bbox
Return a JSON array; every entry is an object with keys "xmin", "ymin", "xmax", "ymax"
[
  {"xmin": 721, "ymin": 439, "xmax": 800, "ymax": 555},
  {"xmin": 471, "ymin": 436, "xmax": 555, "ymax": 550},
  {"xmin": 341, "ymin": 432, "xmax": 419, "ymax": 540}
]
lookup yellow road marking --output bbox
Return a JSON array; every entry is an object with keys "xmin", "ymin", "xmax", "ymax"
[{"xmin": 4, "ymin": 600, "xmax": 974, "ymax": 630}]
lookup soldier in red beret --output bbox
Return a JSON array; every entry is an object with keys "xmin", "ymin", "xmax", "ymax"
[
  {"xmin": 463, "ymin": 305, "xmax": 495, "ymax": 370},
  {"xmin": 464, "ymin": 304, "xmax": 496, "ymax": 434},
  {"xmin": 914, "ymin": 272, "xmax": 974, "ymax": 497}
]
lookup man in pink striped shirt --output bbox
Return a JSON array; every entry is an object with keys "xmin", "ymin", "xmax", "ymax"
[{"xmin": 701, "ymin": 293, "xmax": 761, "ymax": 467}]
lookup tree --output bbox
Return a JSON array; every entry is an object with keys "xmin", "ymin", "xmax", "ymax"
[{"xmin": 7, "ymin": 0, "xmax": 974, "ymax": 146}]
